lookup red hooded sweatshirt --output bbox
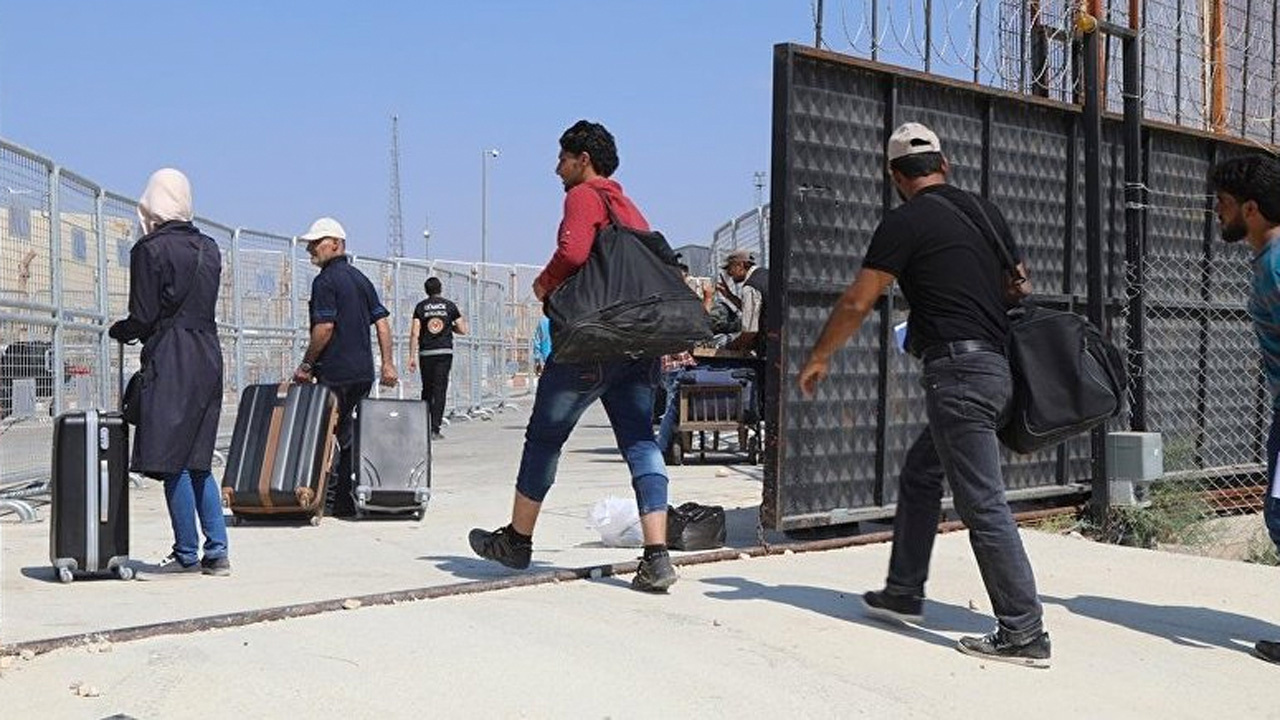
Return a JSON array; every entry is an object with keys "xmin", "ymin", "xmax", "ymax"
[{"xmin": 535, "ymin": 176, "xmax": 649, "ymax": 293}]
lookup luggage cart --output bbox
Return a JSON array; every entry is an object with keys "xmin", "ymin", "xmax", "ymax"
[{"xmin": 662, "ymin": 355, "xmax": 762, "ymax": 466}]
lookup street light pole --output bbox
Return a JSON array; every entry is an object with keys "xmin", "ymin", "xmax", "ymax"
[{"xmin": 480, "ymin": 148, "xmax": 500, "ymax": 277}]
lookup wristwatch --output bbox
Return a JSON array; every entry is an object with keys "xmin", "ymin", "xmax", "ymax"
[{"xmin": 298, "ymin": 361, "xmax": 313, "ymax": 373}]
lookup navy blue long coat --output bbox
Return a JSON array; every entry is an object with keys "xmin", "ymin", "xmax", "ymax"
[{"xmin": 109, "ymin": 221, "xmax": 223, "ymax": 478}]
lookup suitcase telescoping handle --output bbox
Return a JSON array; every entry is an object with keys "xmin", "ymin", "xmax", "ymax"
[{"xmin": 118, "ymin": 342, "xmax": 125, "ymax": 401}]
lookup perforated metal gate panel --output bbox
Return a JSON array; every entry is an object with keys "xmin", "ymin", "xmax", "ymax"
[{"xmin": 762, "ymin": 44, "xmax": 1268, "ymax": 530}]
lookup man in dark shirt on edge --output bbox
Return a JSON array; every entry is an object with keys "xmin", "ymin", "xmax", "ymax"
[
  {"xmin": 469, "ymin": 120, "xmax": 676, "ymax": 592},
  {"xmin": 409, "ymin": 276, "xmax": 468, "ymax": 440},
  {"xmin": 292, "ymin": 217, "xmax": 398, "ymax": 518},
  {"xmin": 798, "ymin": 123, "xmax": 1050, "ymax": 668}
]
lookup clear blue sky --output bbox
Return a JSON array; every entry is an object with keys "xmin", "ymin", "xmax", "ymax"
[{"xmin": 0, "ymin": 2, "xmax": 817, "ymax": 263}]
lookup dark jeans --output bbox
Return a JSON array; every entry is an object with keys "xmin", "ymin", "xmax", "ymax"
[
  {"xmin": 418, "ymin": 354, "xmax": 452, "ymax": 433},
  {"xmin": 1264, "ymin": 407, "xmax": 1280, "ymax": 553},
  {"xmin": 885, "ymin": 350, "xmax": 1044, "ymax": 643},
  {"xmin": 322, "ymin": 380, "xmax": 373, "ymax": 514},
  {"xmin": 516, "ymin": 358, "xmax": 668, "ymax": 514}
]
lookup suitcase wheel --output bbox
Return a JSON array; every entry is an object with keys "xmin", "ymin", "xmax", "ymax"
[
  {"xmin": 309, "ymin": 515, "xmax": 322, "ymax": 527},
  {"xmin": 414, "ymin": 510, "xmax": 424, "ymax": 521},
  {"xmin": 116, "ymin": 565, "xmax": 135, "ymax": 581},
  {"xmin": 58, "ymin": 567, "xmax": 74, "ymax": 584}
]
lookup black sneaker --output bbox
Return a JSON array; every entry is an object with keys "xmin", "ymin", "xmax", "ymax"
[
  {"xmin": 137, "ymin": 554, "xmax": 202, "ymax": 580},
  {"xmin": 201, "ymin": 556, "xmax": 232, "ymax": 577},
  {"xmin": 861, "ymin": 590, "xmax": 924, "ymax": 623},
  {"xmin": 632, "ymin": 554, "xmax": 677, "ymax": 593},
  {"xmin": 957, "ymin": 629, "xmax": 1052, "ymax": 669},
  {"xmin": 1255, "ymin": 640, "xmax": 1280, "ymax": 664},
  {"xmin": 469, "ymin": 526, "xmax": 532, "ymax": 569}
]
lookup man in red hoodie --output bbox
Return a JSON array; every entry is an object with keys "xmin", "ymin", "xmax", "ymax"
[{"xmin": 469, "ymin": 120, "xmax": 676, "ymax": 592}]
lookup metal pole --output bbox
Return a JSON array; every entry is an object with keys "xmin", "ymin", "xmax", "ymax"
[
  {"xmin": 972, "ymin": 0, "xmax": 982, "ymax": 83},
  {"xmin": 480, "ymin": 150, "xmax": 488, "ymax": 272},
  {"xmin": 94, "ymin": 188, "xmax": 110, "ymax": 408},
  {"xmin": 924, "ymin": 0, "xmax": 933, "ymax": 73},
  {"xmin": 814, "ymin": 0, "xmax": 824, "ymax": 48},
  {"xmin": 1175, "ymin": 0, "xmax": 1183, "ymax": 126},
  {"xmin": 1082, "ymin": 25, "xmax": 1108, "ymax": 518},
  {"xmin": 871, "ymin": 0, "xmax": 880, "ymax": 61},
  {"xmin": 49, "ymin": 165, "xmax": 64, "ymax": 416},
  {"xmin": 231, "ymin": 229, "xmax": 245, "ymax": 400},
  {"xmin": 1122, "ymin": 19, "xmax": 1146, "ymax": 431},
  {"xmin": 1241, "ymin": 0, "xmax": 1253, "ymax": 138}
]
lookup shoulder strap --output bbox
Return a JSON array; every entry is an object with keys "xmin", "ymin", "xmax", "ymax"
[
  {"xmin": 589, "ymin": 186, "xmax": 621, "ymax": 227},
  {"xmin": 922, "ymin": 192, "xmax": 1023, "ymax": 282}
]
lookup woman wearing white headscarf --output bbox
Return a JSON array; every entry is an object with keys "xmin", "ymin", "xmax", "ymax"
[{"xmin": 110, "ymin": 169, "xmax": 229, "ymax": 578}]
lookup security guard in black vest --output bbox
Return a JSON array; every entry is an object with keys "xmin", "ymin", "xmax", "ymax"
[{"xmin": 409, "ymin": 277, "xmax": 468, "ymax": 439}]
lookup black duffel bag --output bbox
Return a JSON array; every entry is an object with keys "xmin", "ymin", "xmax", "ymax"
[
  {"xmin": 545, "ymin": 191, "xmax": 712, "ymax": 364},
  {"xmin": 924, "ymin": 192, "xmax": 1126, "ymax": 454},
  {"xmin": 666, "ymin": 502, "xmax": 726, "ymax": 551},
  {"xmin": 999, "ymin": 304, "xmax": 1126, "ymax": 453}
]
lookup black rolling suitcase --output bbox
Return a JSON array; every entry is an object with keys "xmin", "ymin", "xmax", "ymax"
[
  {"xmin": 49, "ymin": 409, "xmax": 133, "ymax": 582},
  {"xmin": 353, "ymin": 397, "xmax": 431, "ymax": 519},
  {"xmin": 221, "ymin": 382, "xmax": 339, "ymax": 526}
]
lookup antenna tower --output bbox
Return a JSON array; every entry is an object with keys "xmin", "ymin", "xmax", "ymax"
[{"xmin": 387, "ymin": 114, "xmax": 405, "ymax": 258}]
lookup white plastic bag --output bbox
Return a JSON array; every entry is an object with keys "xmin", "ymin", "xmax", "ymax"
[{"xmin": 586, "ymin": 496, "xmax": 643, "ymax": 547}]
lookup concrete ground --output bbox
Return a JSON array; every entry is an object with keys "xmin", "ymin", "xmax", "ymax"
[{"xmin": 2, "ymin": 403, "xmax": 1280, "ymax": 718}]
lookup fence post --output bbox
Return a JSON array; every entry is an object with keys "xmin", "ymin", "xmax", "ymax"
[
  {"xmin": 231, "ymin": 228, "xmax": 245, "ymax": 399},
  {"xmin": 49, "ymin": 165, "xmax": 64, "ymax": 416},
  {"xmin": 94, "ymin": 187, "xmax": 110, "ymax": 408},
  {"xmin": 470, "ymin": 264, "xmax": 481, "ymax": 412},
  {"xmin": 1082, "ymin": 22, "xmax": 1109, "ymax": 519}
]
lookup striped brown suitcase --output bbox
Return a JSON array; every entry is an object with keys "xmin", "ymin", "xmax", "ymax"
[{"xmin": 221, "ymin": 382, "xmax": 338, "ymax": 525}]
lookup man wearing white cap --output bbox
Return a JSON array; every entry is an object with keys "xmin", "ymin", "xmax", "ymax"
[
  {"xmin": 798, "ymin": 122, "xmax": 1049, "ymax": 668},
  {"xmin": 293, "ymin": 217, "xmax": 398, "ymax": 517}
]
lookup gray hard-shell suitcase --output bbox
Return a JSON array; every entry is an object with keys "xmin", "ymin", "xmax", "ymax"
[
  {"xmin": 49, "ymin": 409, "xmax": 133, "ymax": 582},
  {"xmin": 353, "ymin": 397, "xmax": 431, "ymax": 519}
]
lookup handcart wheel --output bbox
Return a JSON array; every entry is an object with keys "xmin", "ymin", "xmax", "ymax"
[{"xmin": 58, "ymin": 567, "xmax": 74, "ymax": 584}]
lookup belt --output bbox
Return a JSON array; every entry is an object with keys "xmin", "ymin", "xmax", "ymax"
[{"xmin": 919, "ymin": 340, "xmax": 1003, "ymax": 363}]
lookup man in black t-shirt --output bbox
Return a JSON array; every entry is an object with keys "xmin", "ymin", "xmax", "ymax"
[
  {"xmin": 409, "ymin": 277, "xmax": 468, "ymax": 439},
  {"xmin": 797, "ymin": 123, "xmax": 1050, "ymax": 669}
]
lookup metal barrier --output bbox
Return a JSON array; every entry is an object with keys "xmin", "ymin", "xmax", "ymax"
[{"xmin": 0, "ymin": 137, "xmax": 543, "ymax": 516}]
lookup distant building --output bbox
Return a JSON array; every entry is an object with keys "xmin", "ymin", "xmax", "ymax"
[{"xmin": 672, "ymin": 243, "xmax": 711, "ymax": 278}]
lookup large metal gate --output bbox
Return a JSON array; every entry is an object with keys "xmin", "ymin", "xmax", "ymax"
[{"xmin": 763, "ymin": 44, "xmax": 1268, "ymax": 531}]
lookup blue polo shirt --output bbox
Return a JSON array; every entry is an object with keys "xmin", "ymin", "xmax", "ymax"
[
  {"xmin": 1250, "ymin": 239, "xmax": 1280, "ymax": 408},
  {"xmin": 310, "ymin": 256, "xmax": 390, "ymax": 385}
]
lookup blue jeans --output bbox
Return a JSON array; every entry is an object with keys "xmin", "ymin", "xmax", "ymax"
[
  {"xmin": 516, "ymin": 358, "xmax": 669, "ymax": 515},
  {"xmin": 655, "ymin": 370, "xmax": 683, "ymax": 452},
  {"xmin": 885, "ymin": 350, "xmax": 1044, "ymax": 644},
  {"xmin": 163, "ymin": 468, "xmax": 228, "ymax": 566},
  {"xmin": 1264, "ymin": 408, "xmax": 1280, "ymax": 553}
]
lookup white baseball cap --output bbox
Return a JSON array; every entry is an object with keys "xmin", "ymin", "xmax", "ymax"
[
  {"xmin": 887, "ymin": 122, "xmax": 942, "ymax": 162},
  {"xmin": 299, "ymin": 217, "xmax": 346, "ymax": 242}
]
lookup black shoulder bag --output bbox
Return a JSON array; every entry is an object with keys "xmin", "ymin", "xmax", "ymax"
[
  {"xmin": 121, "ymin": 242, "xmax": 206, "ymax": 425},
  {"xmin": 925, "ymin": 192, "xmax": 1127, "ymax": 454},
  {"xmin": 544, "ymin": 191, "xmax": 712, "ymax": 363}
]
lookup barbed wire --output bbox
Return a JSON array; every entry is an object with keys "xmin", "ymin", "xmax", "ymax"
[{"xmin": 825, "ymin": 0, "xmax": 1278, "ymax": 141}]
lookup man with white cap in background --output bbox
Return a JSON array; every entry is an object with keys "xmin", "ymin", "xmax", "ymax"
[
  {"xmin": 719, "ymin": 248, "xmax": 768, "ymax": 355},
  {"xmin": 293, "ymin": 217, "xmax": 398, "ymax": 518},
  {"xmin": 798, "ymin": 122, "xmax": 1050, "ymax": 668}
]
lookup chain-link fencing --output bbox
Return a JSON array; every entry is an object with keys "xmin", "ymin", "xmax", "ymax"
[{"xmin": 0, "ymin": 138, "xmax": 539, "ymax": 517}]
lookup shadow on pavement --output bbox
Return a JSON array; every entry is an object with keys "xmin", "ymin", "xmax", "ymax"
[
  {"xmin": 700, "ymin": 576, "xmax": 990, "ymax": 649},
  {"xmin": 1044, "ymin": 594, "xmax": 1280, "ymax": 654},
  {"xmin": 417, "ymin": 554, "xmax": 559, "ymax": 582}
]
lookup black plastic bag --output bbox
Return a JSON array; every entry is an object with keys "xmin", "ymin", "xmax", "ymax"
[{"xmin": 666, "ymin": 502, "xmax": 726, "ymax": 551}]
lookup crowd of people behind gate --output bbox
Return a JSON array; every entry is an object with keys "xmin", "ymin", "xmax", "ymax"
[{"xmin": 102, "ymin": 118, "xmax": 1280, "ymax": 670}]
